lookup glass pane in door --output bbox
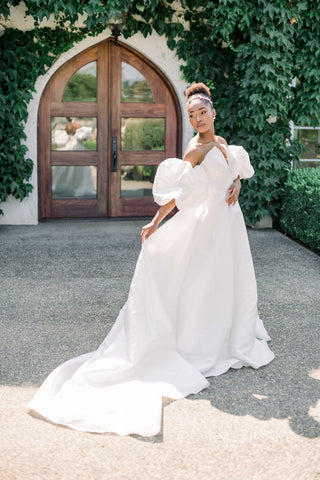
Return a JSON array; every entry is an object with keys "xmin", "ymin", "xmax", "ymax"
[
  {"xmin": 121, "ymin": 118, "xmax": 165, "ymax": 150},
  {"xmin": 120, "ymin": 165, "xmax": 157, "ymax": 198},
  {"xmin": 52, "ymin": 166, "xmax": 97, "ymax": 199},
  {"xmin": 51, "ymin": 117, "xmax": 97, "ymax": 151},
  {"xmin": 63, "ymin": 62, "xmax": 97, "ymax": 101},
  {"xmin": 121, "ymin": 62, "xmax": 154, "ymax": 102}
]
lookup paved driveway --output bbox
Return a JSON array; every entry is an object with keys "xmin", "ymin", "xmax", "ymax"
[{"xmin": 0, "ymin": 220, "xmax": 319, "ymax": 480}]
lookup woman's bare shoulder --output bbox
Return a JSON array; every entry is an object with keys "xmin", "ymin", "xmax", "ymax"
[
  {"xmin": 183, "ymin": 139, "xmax": 203, "ymax": 167},
  {"xmin": 215, "ymin": 135, "xmax": 228, "ymax": 147},
  {"xmin": 184, "ymin": 137, "xmax": 199, "ymax": 155}
]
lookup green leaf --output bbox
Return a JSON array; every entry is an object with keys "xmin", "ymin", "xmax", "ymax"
[{"xmin": 136, "ymin": 4, "xmax": 145, "ymax": 12}]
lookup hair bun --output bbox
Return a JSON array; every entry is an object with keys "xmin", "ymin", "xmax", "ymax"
[{"xmin": 185, "ymin": 82, "xmax": 211, "ymax": 100}]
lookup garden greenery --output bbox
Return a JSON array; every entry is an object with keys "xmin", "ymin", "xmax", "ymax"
[
  {"xmin": 0, "ymin": 0, "xmax": 319, "ymax": 223},
  {"xmin": 280, "ymin": 167, "xmax": 320, "ymax": 252}
]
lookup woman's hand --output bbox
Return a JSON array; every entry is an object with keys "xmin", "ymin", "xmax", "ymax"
[
  {"xmin": 226, "ymin": 176, "xmax": 241, "ymax": 206},
  {"xmin": 141, "ymin": 221, "xmax": 158, "ymax": 243},
  {"xmin": 140, "ymin": 199, "xmax": 176, "ymax": 243}
]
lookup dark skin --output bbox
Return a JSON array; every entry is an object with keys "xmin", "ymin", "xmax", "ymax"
[{"xmin": 141, "ymin": 98, "xmax": 241, "ymax": 242}]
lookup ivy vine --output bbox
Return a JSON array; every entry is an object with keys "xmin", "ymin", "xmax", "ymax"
[{"xmin": 0, "ymin": 0, "xmax": 319, "ymax": 223}]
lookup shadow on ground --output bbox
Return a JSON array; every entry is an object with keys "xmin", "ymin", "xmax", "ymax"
[{"xmin": 1, "ymin": 220, "xmax": 319, "ymax": 441}]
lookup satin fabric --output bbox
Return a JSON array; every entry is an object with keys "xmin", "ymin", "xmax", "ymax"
[{"xmin": 28, "ymin": 145, "xmax": 274, "ymax": 436}]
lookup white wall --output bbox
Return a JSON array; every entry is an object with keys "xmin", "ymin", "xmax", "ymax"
[{"xmin": 0, "ymin": 28, "xmax": 193, "ymax": 225}]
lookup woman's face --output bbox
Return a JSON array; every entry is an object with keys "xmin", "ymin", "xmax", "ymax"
[{"xmin": 187, "ymin": 99, "xmax": 215, "ymax": 134}]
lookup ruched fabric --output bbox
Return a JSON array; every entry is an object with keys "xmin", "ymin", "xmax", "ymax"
[
  {"xmin": 28, "ymin": 145, "xmax": 274, "ymax": 437},
  {"xmin": 152, "ymin": 158, "xmax": 208, "ymax": 210},
  {"xmin": 228, "ymin": 145, "xmax": 254, "ymax": 180}
]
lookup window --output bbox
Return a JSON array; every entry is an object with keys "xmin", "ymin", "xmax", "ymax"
[
  {"xmin": 293, "ymin": 125, "xmax": 320, "ymax": 168},
  {"xmin": 52, "ymin": 166, "xmax": 97, "ymax": 199},
  {"xmin": 291, "ymin": 77, "xmax": 320, "ymax": 168},
  {"xmin": 63, "ymin": 62, "xmax": 97, "ymax": 102},
  {"xmin": 120, "ymin": 165, "xmax": 157, "ymax": 198},
  {"xmin": 121, "ymin": 63, "xmax": 153, "ymax": 102},
  {"xmin": 121, "ymin": 118, "xmax": 165, "ymax": 150},
  {"xmin": 51, "ymin": 117, "xmax": 97, "ymax": 151}
]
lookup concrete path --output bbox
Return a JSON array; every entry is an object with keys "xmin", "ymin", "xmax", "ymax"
[{"xmin": 0, "ymin": 219, "xmax": 319, "ymax": 480}]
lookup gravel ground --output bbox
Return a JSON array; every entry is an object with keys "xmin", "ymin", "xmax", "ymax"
[{"xmin": 0, "ymin": 219, "xmax": 319, "ymax": 480}]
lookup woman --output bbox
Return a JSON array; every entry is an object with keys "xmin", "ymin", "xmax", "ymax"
[{"xmin": 28, "ymin": 83, "xmax": 274, "ymax": 436}]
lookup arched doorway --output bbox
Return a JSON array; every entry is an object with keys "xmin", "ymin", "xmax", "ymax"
[{"xmin": 38, "ymin": 39, "xmax": 182, "ymax": 218}]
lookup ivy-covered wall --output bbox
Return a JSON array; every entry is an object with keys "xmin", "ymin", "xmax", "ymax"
[{"xmin": 0, "ymin": 0, "xmax": 319, "ymax": 223}]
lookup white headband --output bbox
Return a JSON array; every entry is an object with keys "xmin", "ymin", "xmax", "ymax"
[{"xmin": 187, "ymin": 94, "xmax": 213, "ymax": 107}]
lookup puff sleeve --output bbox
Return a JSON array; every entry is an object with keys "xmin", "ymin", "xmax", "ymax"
[
  {"xmin": 228, "ymin": 145, "xmax": 254, "ymax": 180},
  {"xmin": 152, "ymin": 158, "xmax": 208, "ymax": 211}
]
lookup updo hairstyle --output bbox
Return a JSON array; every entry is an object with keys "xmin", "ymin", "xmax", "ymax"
[{"xmin": 185, "ymin": 83, "xmax": 213, "ymax": 109}]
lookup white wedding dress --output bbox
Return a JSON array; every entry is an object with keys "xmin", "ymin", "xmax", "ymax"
[{"xmin": 28, "ymin": 145, "xmax": 275, "ymax": 436}]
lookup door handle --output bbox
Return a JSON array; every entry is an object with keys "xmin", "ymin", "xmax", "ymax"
[{"xmin": 111, "ymin": 137, "xmax": 117, "ymax": 172}]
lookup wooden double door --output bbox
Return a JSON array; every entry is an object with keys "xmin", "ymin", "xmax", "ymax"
[{"xmin": 39, "ymin": 39, "xmax": 181, "ymax": 218}]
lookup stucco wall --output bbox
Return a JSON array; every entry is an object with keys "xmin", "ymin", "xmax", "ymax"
[{"xmin": 1, "ymin": 26, "xmax": 193, "ymax": 225}]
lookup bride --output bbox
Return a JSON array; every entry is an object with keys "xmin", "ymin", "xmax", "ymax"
[{"xmin": 28, "ymin": 83, "xmax": 274, "ymax": 436}]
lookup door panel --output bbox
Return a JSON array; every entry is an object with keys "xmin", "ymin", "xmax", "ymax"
[{"xmin": 38, "ymin": 39, "xmax": 181, "ymax": 219}]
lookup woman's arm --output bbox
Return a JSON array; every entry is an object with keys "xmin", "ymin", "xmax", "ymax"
[
  {"xmin": 140, "ymin": 142, "xmax": 197, "ymax": 243},
  {"xmin": 141, "ymin": 198, "xmax": 176, "ymax": 243}
]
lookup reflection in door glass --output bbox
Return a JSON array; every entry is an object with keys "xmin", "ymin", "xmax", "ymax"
[
  {"xmin": 51, "ymin": 117, "xmax": 97, "ymax": 151},
  {"xmin": 63, "ymin": 62, "xmax": 97, "ymax": 102},
  {"xmin": 121, "ymin": 165, "xmax": 157, "ymax": 198},
  {"xmin": 121, "ymin": 63, "xmax": 154, "ymax": 102},
  {"xmin": 121, "ymin": 118, "xmax": 165, "ymax": 150},
  {"xmin": 52, "ymin": 166, "xmax": 97, "ymax": 199}
]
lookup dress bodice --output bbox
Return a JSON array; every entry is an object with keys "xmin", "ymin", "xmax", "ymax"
[
  {"xmin": 152, "ymin": 145, "xmax": 254, "ymax": 211},
  {"xmin": 200, "ymin": 146, "xmax": 234, "ymax": 193}
]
